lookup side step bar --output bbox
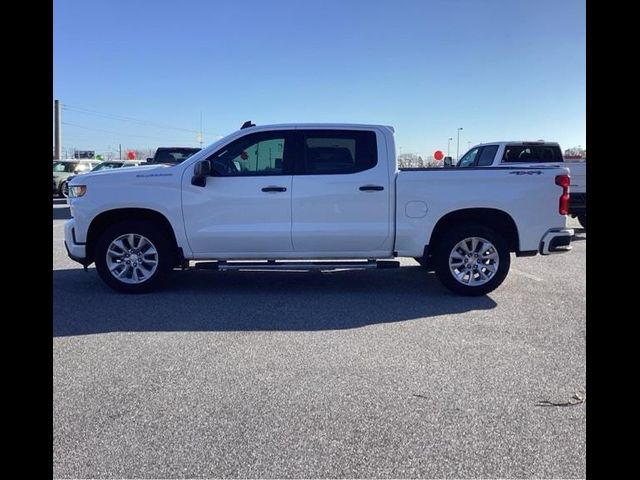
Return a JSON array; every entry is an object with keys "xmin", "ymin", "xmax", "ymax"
[{"xmin": 193, "ymin": 260, "xmax": 400, "ymax": 272}]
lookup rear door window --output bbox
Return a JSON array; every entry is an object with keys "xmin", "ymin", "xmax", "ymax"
[{"xmin": 300, "ymin": 130, "xmax": 377, "ymax": 174}]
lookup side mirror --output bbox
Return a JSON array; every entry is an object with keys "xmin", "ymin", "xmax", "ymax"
[
  {"xmin": 146, "ymin": 158, "xmax": 153, "ymax": 163},
  {"xmin": 191, "ymin": 160, "xmax": 211, "ymax": 187},
  {"xmin": 443, "ymin": 156, "xmax": 453, "ymax": 167}
]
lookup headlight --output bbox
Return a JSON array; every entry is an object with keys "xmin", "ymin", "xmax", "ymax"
[{"xmin": 68, "ymin": 185, "xmax": 87, "ymax": 198}]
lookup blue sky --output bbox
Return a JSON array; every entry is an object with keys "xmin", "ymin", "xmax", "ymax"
[{"xmin": 54, "ymin": 0, "xmax": 585, "ymax": 158}]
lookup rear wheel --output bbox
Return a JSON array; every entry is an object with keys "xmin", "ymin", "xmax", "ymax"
[
  {"xmin": 94, "ymin": 220, "xmax": 174, "ymax": 293},
  {"xmin": 60, "ymin": 181, "xmax": 69, "ymax": 198},
  {"xmin": 433, "ymin": 224, "xmax": 510, "ymax": 296},
  {"xmin": 577, "ymin": 213, "xmax": 586, "ymax": 229}
]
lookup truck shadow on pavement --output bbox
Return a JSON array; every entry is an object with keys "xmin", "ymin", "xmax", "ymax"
[{"xmin": 53, "ymin": 267, "xmax": 497, "ymax": 337}]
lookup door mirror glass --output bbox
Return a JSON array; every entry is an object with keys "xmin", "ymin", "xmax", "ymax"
[
  {"xmin": 191, "ymin": 160, "xmax": 211, "ymax": 187},
  {"xmin": 194, "ymin": 160, "xmax": 211, "ymax": 177}
]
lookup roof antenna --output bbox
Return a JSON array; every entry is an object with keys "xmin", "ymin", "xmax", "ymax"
[{"xmin": 241, "ymin": 120, "xmax": 256, "ymax": 129}]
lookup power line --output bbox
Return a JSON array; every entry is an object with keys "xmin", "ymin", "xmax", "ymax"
[
  {"xmin": 62, "ymin": 103, "xmax": 199, "ymax": 133},
  {"xmin": 61, "ymin": 121, "xmax": 197, "ymax": 141},
  {"xmin": 61, "ymin": 103, "xmax": 223, "ymax": 138}
]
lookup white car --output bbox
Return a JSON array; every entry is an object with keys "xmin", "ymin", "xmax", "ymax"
[
  {"xmin": 65, "ymin": 123, "xmax": 573, "ymax": 295},
  {"xmin": 60, "ymin": 160, "xmax": 144, "ymax": 197},
  {"xmin": 52, "ymin": 159, "xmax": 102, "ymax": 197}
]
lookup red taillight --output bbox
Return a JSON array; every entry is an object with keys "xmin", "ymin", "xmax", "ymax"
[{"xmin": 555, "ymin": 174, "xmax": 570, "ymax": 215}]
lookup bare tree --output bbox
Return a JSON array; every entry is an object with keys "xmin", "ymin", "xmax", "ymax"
[
  {"xmin": 136, "ymin": 148, "xmax": 156, "ymax": 160},
  {"xmin": 564, "ymin": 146, "xmax": 586, "ymax": 159}
]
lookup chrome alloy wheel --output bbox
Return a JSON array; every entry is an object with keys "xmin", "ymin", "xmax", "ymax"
[
  {"xmin": 105, "ymin": 233, "xmax": 159, "ymax": 284},
  {"xmin": 448, "ymin": 236, "xmax": 500, "ymax": 286}
]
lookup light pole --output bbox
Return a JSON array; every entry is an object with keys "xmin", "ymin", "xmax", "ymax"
[
  {"xmin": 447, "ymin": 137, "xmax": 453, "ymax": 156},
  {"xmin": 456, "ymin": 127, "xmax": 463, "ymax": 160}
]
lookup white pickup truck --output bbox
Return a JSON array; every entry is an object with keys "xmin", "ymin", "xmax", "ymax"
[
  {"xmin": 456, "ymin": 141, "xmax": 586, "ymax": 228},
  {"xmin": 65, "ymin": 123, "xmax": 573, "ymax": 296}
]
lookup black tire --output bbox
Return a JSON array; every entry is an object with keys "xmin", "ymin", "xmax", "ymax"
[
  {"xmin": 577, "ymin": 213, "xmax": 586, "ymax": 229},
  {"xmin": 60, "ymin": 181, "xmax": 69, "ymax": 198},
  {"xmin": 94, "ymin": 220, "xmax": 174, "ymax": 293},
  {"xmin": 433, "ymin": 224, "xmax": 510, "ymax": 296}
]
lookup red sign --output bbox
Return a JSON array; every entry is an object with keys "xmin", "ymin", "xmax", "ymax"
[
  {"xmin": 434, "ymin": 150, "xmax": 444, "ymax": 161},
  {"xmin": 127, "ymin": 151, "xmax": 136, "ymax": 160}
]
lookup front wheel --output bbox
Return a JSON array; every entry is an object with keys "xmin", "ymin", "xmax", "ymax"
[
  {"xmin": 94, "ymin": 220, "xmax": 174, "ymax": 293},
  {"xmin": 433, "ymin": 225, "xmax": 510, "ymax": 296}
]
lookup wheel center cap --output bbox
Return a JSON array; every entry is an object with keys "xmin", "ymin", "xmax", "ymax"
[{"xmin": 130, "ymin": 254, "xmax": 140, "ymax": 263}]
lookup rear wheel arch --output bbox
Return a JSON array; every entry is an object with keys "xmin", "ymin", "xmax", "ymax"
[{"xmin": 427, "ymin": 208, "xmax": 520, "ymax": 255}]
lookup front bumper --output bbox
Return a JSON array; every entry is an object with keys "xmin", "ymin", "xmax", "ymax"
[
  {"xmin": 539, "ymin": 228, "xmax": 574, "ymax": 255},
  {"xmin": 64, "ymin": 219, "xmax": 88, "ymax": 265}
]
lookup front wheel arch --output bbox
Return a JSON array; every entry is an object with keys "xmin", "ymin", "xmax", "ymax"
[{"xmin": 86, "ymin": 208, "xmax": 180, "ymax": 267}]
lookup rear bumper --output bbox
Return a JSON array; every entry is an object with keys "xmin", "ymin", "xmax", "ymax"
[{"xmin": 539, "ymin": 228, "xmax": 574, "ymax": 255}]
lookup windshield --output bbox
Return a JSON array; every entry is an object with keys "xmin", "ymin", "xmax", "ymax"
[{"xmin": 53, "ymin": 161, "xmax": 79, "ymax": 173}]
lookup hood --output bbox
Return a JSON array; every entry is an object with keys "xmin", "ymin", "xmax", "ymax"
[{"xmin": 69, "ymin": 164, "xmax": 169, "ymax": 182}]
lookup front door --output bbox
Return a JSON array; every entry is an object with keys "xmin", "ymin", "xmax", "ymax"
[{"xmin": 182, "ymin": 130, "xmax": 296, "ymax": 255}]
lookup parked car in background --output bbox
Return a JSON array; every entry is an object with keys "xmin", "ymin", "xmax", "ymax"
[
  {"xmin": 59, "ymin": 160, "xmax": 144, "ymax": 197},
  {"xmin": 455, "ymin": 141, "xmax": 586, "ymax": 229},
  {"xmin": 146, "ymin": 147, "xmax": 201, "ymax": 165},
  {"xmin": 53, "ymin": 159, "xmax": 102, "ymax": 197}
]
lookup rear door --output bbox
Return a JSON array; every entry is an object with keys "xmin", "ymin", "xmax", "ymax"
[{"xmin": 290, "ymin": 129, "xmax": 392, "ymax": 253}]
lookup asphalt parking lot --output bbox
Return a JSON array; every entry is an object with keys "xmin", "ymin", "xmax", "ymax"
[{"xmin": 53, "ymin": 198, "xmax": 586, "ymax": 478}]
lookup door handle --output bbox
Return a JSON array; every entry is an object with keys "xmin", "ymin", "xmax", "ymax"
[
  {"xmin": 359, "ymin": 185, "xmax": 384, "ymax": 191},
  {"xmin": 261, "ymin": 186, "xmax": 287, "ymax": 192}
]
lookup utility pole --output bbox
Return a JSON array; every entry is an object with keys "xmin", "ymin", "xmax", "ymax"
[
  {"xmin": 54, "ymin": 99, "xmax": 61, "ymax": 159},
  {"xmin": 119, "ymin": 144, "xmax": 122, "ymax": 160},
  {"xmin": 447, "ymin": 137, "xmax": 453, "ymax": 156},
  {"xmin": 456, "ymin": 127, "xmax": 463, "ymax": 160},
  {"xmin": 198, "ymin": 111, "xmax": 203, "ymax": 147}
]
